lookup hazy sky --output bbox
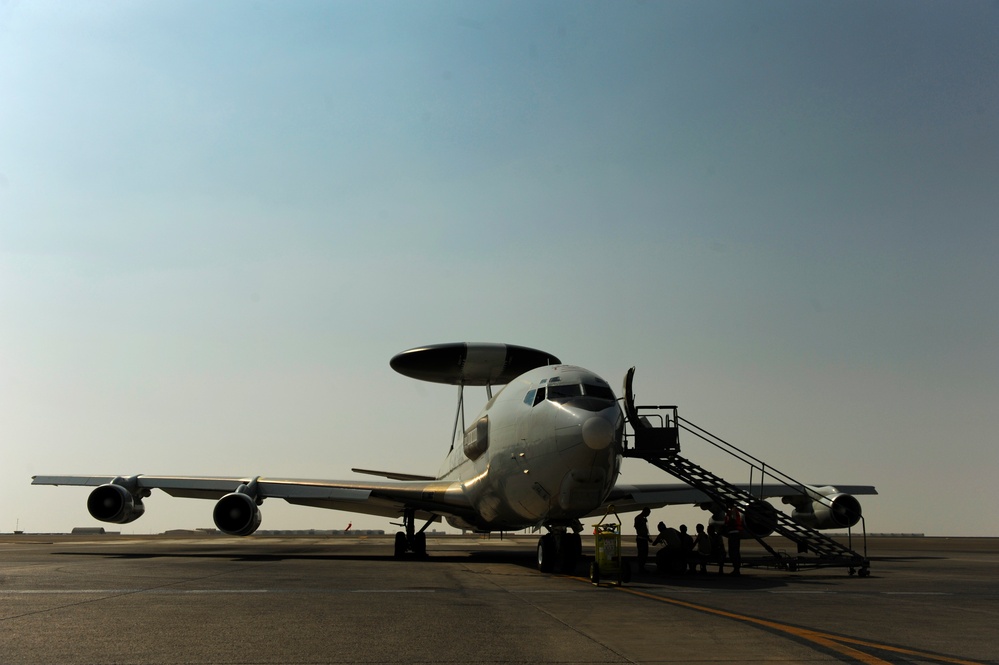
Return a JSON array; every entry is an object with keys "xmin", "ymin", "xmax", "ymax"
[{"xmin": 2, "ymin": 1, "xmax": 997, "ymax": 536}]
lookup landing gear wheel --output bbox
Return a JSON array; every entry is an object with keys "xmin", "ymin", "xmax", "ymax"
[
  {"xmin": 537, "ymin": 534, "xmax": 556, "ymax": 573},
  {"xmin": 589, "ymin": 561, "xmax": 601, "ymax": 585},
  {"xmin": 858, "ymin": 567, "xmax": 870, "ymax": 578},
  {"xmin": 414, "ymin": 531, "xmax": 427, "ymax": 558},
  {"xmin": 394, "ymin": 532, "xmax": 407, "ymax": 558},
  {"xmin": 558, "ymin": 532, "xmax": 582, "ymax": 573}
]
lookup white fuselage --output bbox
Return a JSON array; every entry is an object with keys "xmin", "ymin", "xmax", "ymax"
[{"xmin": 437, "ymin": 365, "xmax": 623, "ymax": 531}]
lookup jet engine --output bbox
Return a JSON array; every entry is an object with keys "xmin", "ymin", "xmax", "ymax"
[
  {"xmin": 87, "ymin": 483, "xmax": 146, "ymax": 524},
  {"xmin": 742, "ymin": 500, "xmax": 777, "ymax": 538},
  {"xmin": 213, "ymin": 492, "xmax": 262, "ymax": 536},
  {"xmin": 784, "ymin": 486, "xmax": 863, "ymax": 530}
]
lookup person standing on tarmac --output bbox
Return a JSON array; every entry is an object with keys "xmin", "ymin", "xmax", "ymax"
[
  {"xmin": 725, "ymin": 505, "xmax": 743, "ymax": 575},
  {"xmin": 693, "ymin": 523, "xmax": 711, "ymax": 574},
  {"xmin": 634, "ymin": 508, "xmax": 651, "ymax": 570},
  {"xmin": 679, "ymin": 524, "xmax": 695, "ymax": 574},
  {"xmin": 709, "ymin": 523, "xmax": 726, "ymax": 574}
]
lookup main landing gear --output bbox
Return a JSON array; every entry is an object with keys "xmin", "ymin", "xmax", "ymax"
[
  {"xmin": 537, "ymin": 524, "xmax": 583, "ymax": 574},
  {"xmin": 394, "ymin": 508, "xmax": 432, "ymax": 558}
]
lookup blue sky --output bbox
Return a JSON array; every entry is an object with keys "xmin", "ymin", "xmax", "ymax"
[{"xmin": 2, "ymin": 1, "xmax": 997, "ymax": 535}]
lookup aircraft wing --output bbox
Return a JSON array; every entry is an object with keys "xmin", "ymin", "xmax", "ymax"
[
  {"xmin": 599, "ymin": 482, "xmax": 878, "ymax": 514},
  {"xmin": 31, "ymin": 474, "xmax": 475, "ymax": 524}
]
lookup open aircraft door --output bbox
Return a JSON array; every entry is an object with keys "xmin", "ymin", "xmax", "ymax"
[{"xmin": 622, "ymin": 367, "xmax": 679, "ymax": 456}]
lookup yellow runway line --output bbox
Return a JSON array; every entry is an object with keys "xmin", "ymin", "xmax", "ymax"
[{"xmin": 569, "ymin": 576, "xmax": 986, "ymax": 665}]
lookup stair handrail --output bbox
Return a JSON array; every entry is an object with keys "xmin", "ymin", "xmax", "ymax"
[{"xmin": 676, "ymin": 416, "xmax": 851, "ymax": 520}]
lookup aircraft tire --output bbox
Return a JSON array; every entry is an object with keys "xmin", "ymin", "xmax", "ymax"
[
  {"xmin": 394, "ymin": 532, "xmax": 407, "ymax": 558},
  {"xmin": 537, "ymin": 534, "xmax": 556, "ymax": 573},
  {"xmin": 414, "ymin": 531, "xmax": 427, "ymax": 557},
  {"xmin": 559, "ymin": 533, "xmax": 582, "ymax": 573}
]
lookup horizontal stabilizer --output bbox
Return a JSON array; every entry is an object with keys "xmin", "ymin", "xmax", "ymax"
[{"xmin": 351, "ymin": 468, "xmax": 436, "ymax": 481}]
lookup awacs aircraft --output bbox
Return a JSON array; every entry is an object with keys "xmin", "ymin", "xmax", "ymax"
[{"xmin": 33, "ymin": 343, "xmax": 876, "ymax": 572}]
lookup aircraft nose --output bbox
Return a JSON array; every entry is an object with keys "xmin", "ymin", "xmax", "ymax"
[
  {"xmin": 555, "ymin": 401, "xmax": 623, "ymax": 451},
  {"xmin": 582, "ymin": 415, "xmax": 616, "ymax": 450}
]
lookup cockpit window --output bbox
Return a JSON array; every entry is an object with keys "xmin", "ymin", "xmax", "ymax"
[
  {"xmin": 547, "ymin": 383, "xmax": 583, "ymax": 401},
  {"xmin": 546, "ymin": 383, "xmax": 615, "ymax": 402},
  {"xmin": 584, "ymin": 383, "xmax": 615, "ymax": 400},
  {"xmin": 542, "ymin": 381, "xmax": 616, "ymax": 411}
]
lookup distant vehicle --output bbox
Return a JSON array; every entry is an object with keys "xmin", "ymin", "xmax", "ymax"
[{"xmin": 33, "ymin": 342, "xmax": 876, "ymax": 572}]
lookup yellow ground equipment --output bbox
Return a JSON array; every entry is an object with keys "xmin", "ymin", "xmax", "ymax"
[{"xmin": 590, "ymin": 506, "xmax": 631, "ymax": 586}]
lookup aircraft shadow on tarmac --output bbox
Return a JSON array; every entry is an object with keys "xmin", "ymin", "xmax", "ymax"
[
  {"xmin": 55, "ymin": 547, "xmax": 550, "ymax": 566},
  {"xmin": 49, "ymin": 546, "xmax": 852, "ymax": 590}
]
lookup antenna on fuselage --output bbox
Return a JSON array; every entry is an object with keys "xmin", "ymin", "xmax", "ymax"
[
  {"xmin": 450, "ymin": 383, "xmax": 465, "ymax": 453},
  {"xmin": 449, "ymin": 382, "xmax": 492, "ymax": 453}
]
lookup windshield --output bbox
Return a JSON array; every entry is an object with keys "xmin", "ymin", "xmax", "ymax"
[
  {"xmin": 547, "ymin": 382, "xmax": 616, "ymax": 407},
  {"xmin": 547, "ymin": 383, "xmax": 583, "ymax": 401}
]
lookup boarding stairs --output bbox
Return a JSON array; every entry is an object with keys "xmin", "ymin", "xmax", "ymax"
[{"xmin": 621, "ymin": 368, "xmax": 870, "ymax": 576}]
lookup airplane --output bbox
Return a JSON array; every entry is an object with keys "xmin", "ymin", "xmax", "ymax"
[{"xmin": 32, "ymin": 342, "xmax": 877, "ymax": 573}]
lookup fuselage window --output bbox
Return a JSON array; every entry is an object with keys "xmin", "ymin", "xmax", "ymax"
[
  {"xmin": 524, "ymin": 389, "xmax": 536, "ymax": 406},
  {"xmin": 532, "ymin": 386, "xmax": 546, "ymax": 406}
]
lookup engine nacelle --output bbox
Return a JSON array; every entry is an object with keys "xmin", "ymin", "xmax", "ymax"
[
  {"xmin": 87, "ymin": 483, "xmax": 146, "ymax": 524},
  {"xmin": 742, "ymin": 500, "xmax": 777, "ymax": 538},
  {"xmin": 213, "ymin": 492, "xmax": 262, "ymax": 536},
  {"xmin": 785, "ymin": 486, "xmax": 863, "ymax": 530}
]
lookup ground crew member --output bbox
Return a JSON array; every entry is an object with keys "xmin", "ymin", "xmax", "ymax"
[
  {"xmin": 693, "ymin": 523, "xmax": 711, "ymax": 574},
  {"xmin": 652, "ymin": 521, "xmax": 681, "ymax": 549},
  {"xmin": 725, "ymin": 505, "xmax": 743, "ymax": 575},
  {"xmin": 679, "ymin": 524, "xmax": 695, "ymax": 574},
  {"xmin": 709, "ymin": 524, "xmax": 726, "ymax": 574},
  {"xmin": 634, "ymin": 508, "xmax": 651, "ymax": 570}
]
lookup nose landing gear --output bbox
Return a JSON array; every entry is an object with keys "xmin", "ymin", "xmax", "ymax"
[{"xmin": 537, "ymin": 523, "xmax": 583, "ymax": 573}]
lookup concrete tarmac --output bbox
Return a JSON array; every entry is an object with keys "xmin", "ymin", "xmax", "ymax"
[{"xmin": 0, "ymin": 534, "xmax": 996, "ymax": 664}]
